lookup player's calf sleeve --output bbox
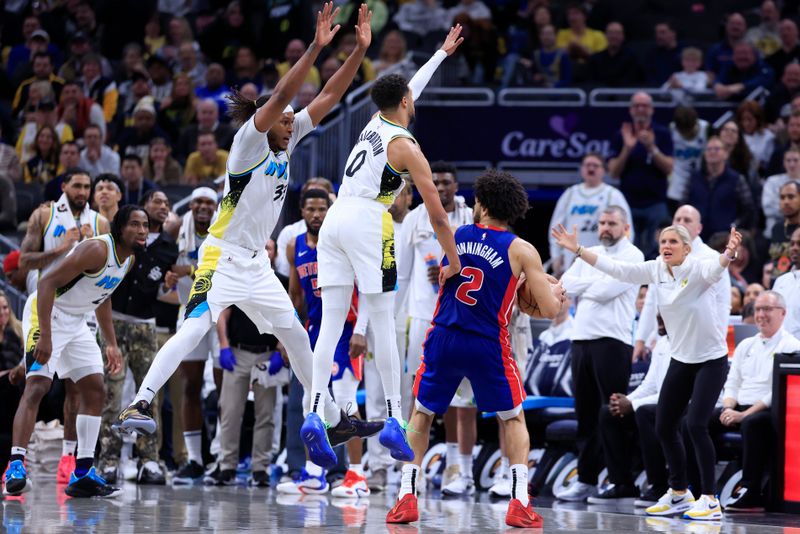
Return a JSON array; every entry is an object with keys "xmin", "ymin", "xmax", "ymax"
[
  {"xmin": 135, "ymin": 315, "xmax": 212, "ymax": 405},
  {"xmin": 363, "ymin": 292, "xmax": 403, "ymax": 418},
  {"xmin": 76, "ymin": 414, "xmax": 101, "ymax": 460}
]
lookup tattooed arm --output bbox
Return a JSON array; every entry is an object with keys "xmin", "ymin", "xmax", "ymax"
[{"xmin": 19, "ymin": 205, "xmax": 79, "ymax": 271}]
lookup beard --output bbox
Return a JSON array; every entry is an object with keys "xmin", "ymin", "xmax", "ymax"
[
  {"xmin": 67, "ymin": 197, "xmax": 86, "ymax": 212},
  {"xmin": 599, "ymin": 234, "xmax": 620, "ymax": 247},
  {"xmin": 307, "ymin": 225, "xmax": 320, "ymax": 236}
]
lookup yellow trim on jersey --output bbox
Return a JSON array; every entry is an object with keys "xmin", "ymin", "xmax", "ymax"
[
  {"xmin": 228, "ymin": 153, "xmax": 270, "ymax": 178},
  {"xmin": 379, "ymin": 114, "xmax": 408, "ymax": 131},
  {"xmin": 42, "ymin": 204, "xmax": 55, "ymax": 237},
  {"xmin": 385, "ymin": 161, "xmax": 404, "ymax": 176},
  {"xmin": 107, "ymin": 235, "xmax": 123, "ymax": 267},
  {"xmin": 25, "ymin": 295, "xmax": 39, "ymax": 354}
]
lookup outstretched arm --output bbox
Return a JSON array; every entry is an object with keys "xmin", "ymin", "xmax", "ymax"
[
  {"xmin": 407, "ymin": 25, "xmax": 464, "ymax": 101},
  {"xmin": 253, "ymin": 2, "xmax": 341, "ymax": 133},
  {"xmin": 306, "ymin": 4, "xmax": 372, "ymax": 126}
]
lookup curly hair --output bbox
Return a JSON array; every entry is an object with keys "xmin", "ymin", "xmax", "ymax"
[
  {"xmin": 111, "ymin": 205, "xmax": 149, "ymax": 242},
  {"xmin": 370, "ymin": 74, "xmax": 409, "ymax": 111},
  {"xmin": 474, "ymin": 169, "xmax": 529, "ymax": 224}
]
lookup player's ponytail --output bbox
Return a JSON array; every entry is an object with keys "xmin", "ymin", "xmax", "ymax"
[{"xmin": 227, "ymin": 90, "xmax": 269, "ymax": 124}]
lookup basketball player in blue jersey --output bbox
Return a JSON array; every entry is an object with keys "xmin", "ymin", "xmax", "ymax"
[
  {"xmin": 386, "ymin": 170, "xmax": 566, "ymax": 528},
  {"xmin": 4, "ymin": 206, "xmax": 147, "ymax": 499},
  {"xmin": 303, "ymin": 25, "xmax": 466, "ymax": 469},
  {"xmin": 115, "ymin": 4, "xmax": 381, "ymax": 451},
  {"xmin": 286, "ymin": 189, "xmax": 370, "ymax": 496}
]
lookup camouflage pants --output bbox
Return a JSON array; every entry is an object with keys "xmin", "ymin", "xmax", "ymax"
[{"xmin": 98, "ymin": 320, "xmax": 160, "ymax": 468}]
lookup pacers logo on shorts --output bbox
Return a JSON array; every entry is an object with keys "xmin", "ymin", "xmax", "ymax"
[
  {"xmin": 185, "ymin": 271, "xmax": 215, "ymax": 319},
  {"xmin": 193, "ymin": 275, "xmax": 212, "ymax": 295}
]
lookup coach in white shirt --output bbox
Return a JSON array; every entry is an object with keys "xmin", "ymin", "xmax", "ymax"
[
  {"xmin": 773, "ymin": 226, "xmax": 800, "ymax": 339},
  {"xmin": 634, "ymin": 204, "xmax": 731, "ymax": 361},
  {"xmin": 555, "ymin": 205, "xmax": 644, "ymax": 502},
  {"xmin": 707, "ymin": 291, "xmax": 800, "ymax": 512}
]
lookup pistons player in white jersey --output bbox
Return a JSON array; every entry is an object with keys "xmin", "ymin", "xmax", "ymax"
[
  {"xmin": 116, "ymin": 4, "xmax": 383, "ymax": 451},
  {"xmin": 302, "ymin": 26, "xmax": 466, "ymax": 467},
  {"xmin": 4, "ymin": 206, "xmax": 145, "ymax": 499}
]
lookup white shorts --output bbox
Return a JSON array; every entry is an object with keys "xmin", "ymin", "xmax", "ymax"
[
  {"xmin": 184, "ymin": 235, "xmax": 296, "ymax": 333},
  {"xmin": 407, "ymin": 316, "xmax": 475, "ymax": 409},
  {"xmin": 331, "ymin": 368, "xmax": 359, "ymax": 416},
  {"xmin": 23, "ymin": 294, "xmax": 103, "ymax": 382},
  {"xmin": 317, "ymin": 196, "xmax": 397, "ymax": 294}
]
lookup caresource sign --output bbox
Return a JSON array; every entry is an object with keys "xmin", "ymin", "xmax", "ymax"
[{"xmin": 501, "ymin": 131, "xmax": 612, "ymax": 159}]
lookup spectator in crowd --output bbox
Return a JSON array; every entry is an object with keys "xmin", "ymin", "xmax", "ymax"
[
  {"xmin": 731, "ymin": 286, "xmax": 744, "ymax": 314},
  {"xmin": 120, "ymin": 154, "xmax": 157, "ymax": 206},
  {"xmin": 0, "ymin": 126, "xmax": 22, "ymax": 184},
  {"xmin": 59, "ymin": 31, "xmax": 110, "ymax": 83},
  {"xmin": 548, "ymin": 152, "xmax": 633, "ymax": 276},
  {"xmin": 43, "ymin": 141, "xmax": 82, "ymax": 201},
  {"xmin": 705, "ymin": 291, "xmax": 800, "ymax": 511},
  {"xmin": 7, "ymin": 18, "xmax": 61, "ymax": 82},
  {"xmin": 116, "ymin": 43, "xmax": 145, "ymax": 98},
  {"xmin": 667, "ymin": 106, "xmax": 709, "ymax": 210},
  {"xmin": 92, "ymin": 173, "xmax": 123, "ymax": 223},
  {"xmin": 16, "ymin": 99, "xmax": 74, "ymax": 165},
  {"xmin": 556, "ymin": 3, "xmax": 607, "ymax": 66},
  {"xmin": 22, "ymin": 125, "xmax": 60, "ymax": 185},
  {"xmin": 194, "ymin": 63, "xmax": 231, "ymax": 119},
  {"xmin": 79, "ymin": 124, "xmax": 119, "ymax": 178},
  {"xmin": 175, "ymin": 99, "xmax": 235, "ymax": 162},
  {"xmin": 666, "ymin": 48, "xmax": 710, "ymax": 93},
  {"xmin": 99, "ymin": 190, "xmax": 178, "ymax": 485},
  {"xmin": 335, "ymin": 0, "xmax": 389, "ymax": 35},
  {"xmin": 119, "ymin": 70, "xmax": 153, "ymax": 130},
  {"xmin": 556, "ymin": 206, "xmax": 643, "ymax": 502},
  {"xmin": 718, "ymin": 120, "xmax": 758, "ymax": 183},
  {"xmin": 146, "ymin": 55, "xmax": 174, "ymax": 104},
  {"xmin": 591, "ymin": 315, "xmax": 670, "ymax": 505},
  {"xmin": 728, "ymin": 231, "xmax": 762, "ymax": 288},
  {"xmin": 57, "ymin": 81, "xmax": 106, "ymax": 141},
  {"xmin": 769, "ymin": 111, "xmax": 800, "ymax": 176},
  {"xmin": 644, "ymin": 20, "xmax": 683, "ymax": 87},
  {"xmin": 80, "ymin": 53, "xmax": 118, "ymax": 124},
  {"xmin": 228, "ymin": 46, "xmax": 262, "ymax": 90},
  {"xmin": 448, "ymin": 0, "xmax": 496, "ymax": 84},
  {"xmin": 291, "ymin": 83, "xmax": 320, "ymax": 111},
  {"xmin": 374, "ymin": 30, "xmax": 408, "ymax": 75},
  {"xmin": 0, "ymin": 174, "xmax": 17, "ymax": 233},
  {"xmin": 513, "ymin": 24, "xmax": 572, "ymax": 88},
  {"xmin": 738, "ymin": 101, "xmax": 776, "ymax": 176},
  {"xmin": 744, "ymin": 283, "xmax": 765, "ymax": 307},
  {"xmin": 176, "ymin": 42, "xmax": 207, "ymax": 88},
  {"xmin": 2, "ymin": 252, "xmax": 31, "ymax": 295},
  {"xmin": 0, "ymin": 289, "xmax": 24, "ymax": 469},
  {"xmin": 7, "ymin": 28, "xmax": 53, "ymax": 85},
  {"xmin": 765, "ymin": 62, "xmax": 800, "ymax": 124},
  {"xmin": 773, "ymin": 227, "xmax": 800, "ymax": 339},
  {"xmin": 768, "ymin": 181, "xmax": 800, "ymax": 279},
  {"xmin": 277, "ymin": 39, "xmax": 321, "ymax": 90},
  {"xmin": 686, "ymin": 136, "xmax": 756, "ymax": 240},
  {"xmin": 767, "ymin": 19, "xmax": 800, "ymax": 81},
  {"xmin": 333, "ymin": 32, "xmax": 376, "ymax": 90},
  {"xmin": 116, "ymin": 97, "xmax": 170, "ymax": 162},
  {"xmin": 764, "ymin": 148, "xmax": 800, "ymax": 237},
  {"xmin": 393, "ymin": 0, "xmax": 449, "ymax": 50},
  {"xmin": 184, "ymin": 132, "xmax": 228, "ymax": 186},
  {"xmin": 12, "ymin": 52, "xmax": 64, "ymax": 119},
  {"xmin": 319, "ymin": 57, "xmax": 343, "ymax": 89},
  {"xmin": 713, "ymin": 42, "xmax": 774, "ymax": 102},
  {"xmin": 608, "ymin": 92, "xmax": 674, "ymax": 258},
  {"xmin": 159, "ymin": 16, "xmax": 196, "ymax": 65},
  {"xmin": 585, "ymin": 22, "xmax": 643, "ymax": 88},
  {"xmin": 143, "ymin": 137, "xmax": 183, "ymax": 186},
  {"xmin": 158, "ymin": 74, "xmax": 197, "ymax": 143},
  {"xmin": 198, "ymin": 1, "xmax": 257, "ymax": 65},
  {"xmin": 745, "ymin": 0, "xmax": 781, "ymax": 56},
  {"xmin": 706, "ymin": 12, "xmax": 747, "ymax": 75},
  {"xmin": 143, "ymin": 15, "xmax": 166, "ymax": 57}
]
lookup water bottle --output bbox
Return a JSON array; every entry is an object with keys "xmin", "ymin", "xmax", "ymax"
[{"xmin": 424, "ymin": 253, "xmax": 440, "ymax": 293}]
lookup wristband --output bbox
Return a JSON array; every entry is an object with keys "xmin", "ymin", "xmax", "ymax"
[
  {"xmin": 576, "ymin": 245, "xmax": 583, "ymax": 257},
  {"xmin": 723, "ymin": 249, "xmax": 737, "ymax": 261}
]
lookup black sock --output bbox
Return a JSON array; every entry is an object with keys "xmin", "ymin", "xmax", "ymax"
[
  {"xmin": 10, "ymin": 454, "xmax": 23, "ymax": 463},
  {"xmin": 75, "ymin": 457, "xmax": 93, "ymax": 477}
]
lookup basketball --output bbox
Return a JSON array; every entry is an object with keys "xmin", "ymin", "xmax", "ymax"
[{"xmin": 517, "ymin": 279, "xmax": 540, "ymax": 317}]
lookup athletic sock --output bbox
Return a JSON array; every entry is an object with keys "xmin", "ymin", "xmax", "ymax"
[
  {"xmin": 399, "ymin": 464, "xmax": 420, "ymax": 499},
  {"xmin": 445, "ymin": 443, "xmax": 459, "ymax": 468},
  {"xmin": 10, "ymin": 446, "xmax": 26, "ymax": 463},
  {"xmin": 305, "ymin": 461, "xmax": 323, "ymax": 477},
  {"xmin": 460, "ymin": 452, "xmax": 473, "ymax": 479},
  {"xmin": 386, "ymin": 397, "xmax": 403, "ymax": 422},
  {"xmin": 349, "ymin": 463, "xmax": 364, "ymax": 477},
  {"xmin": 184, "ymin": 430, "xmax": 202, "ymax": 465},
  {"xmin": 75, "ymin": 414, "xmax": 101, "ymax": 477},
  {"xmin": 62, "ymin": 440, "xmax": 77, "ymax": 457},
  {"xmin": 510, "ymin": 464, "xmax": 529, "ymax": 507}
]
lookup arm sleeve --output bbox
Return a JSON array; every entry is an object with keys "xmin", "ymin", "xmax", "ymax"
[
  {"xmin": 582, "ymin": 246, "xmax": 644, "ymax": 301},
  {"xmin": 593, "ymin": 254, "xmax": 657, "ymax": 285},
  {"xmin": 408, "ymin": 50, "xmax": 447, "ymax": 101},
  {"xmin": 699, "ymin": 256, "xmax": 727, "ymax": 285},
  {"xmin": 287, "ymin": 109, "xmax": 315, "ymax": 153},
  {"xmin": 560, "ymin": 258, "xmax": 592, "ymax": 296},
  {"xmin": 635, "ymin": 283, "xmax": 657, "ymax": 343},
  {"xmin": 714, "ymin": 271, "xmax": 732, "ymax": 335}
]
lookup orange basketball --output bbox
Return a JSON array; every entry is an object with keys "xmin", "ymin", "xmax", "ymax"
[{"xmin": 517, "ymin": 279, "xmax": 539, "ymax": 317}]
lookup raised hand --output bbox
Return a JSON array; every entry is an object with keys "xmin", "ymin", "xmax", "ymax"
[
  {"xmin": 314, "ymin": 1, "xmax": 342, "ymax": 48},
  {"xmin": 726, "ymin": 227, "xmax": 742, "ymax": 256},
  {"xmin": 550, "ymin": 224, "xmax": 580, "ymax": 254},
  {"xmin": 354, "ymin": 4, "xmax": 372, "ymax": 50},
  {"xmin": 440, "ymin": 24, "xmax": 465, "ymax": 56}
]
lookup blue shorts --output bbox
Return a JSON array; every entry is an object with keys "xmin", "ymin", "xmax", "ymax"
[
  {"xmin": 308, "ymin": 320, "xmax": 355, "ymax": 381},
  {"xmin": 413, "ymin": 326, "xmax": 526, "ymax": 415}
]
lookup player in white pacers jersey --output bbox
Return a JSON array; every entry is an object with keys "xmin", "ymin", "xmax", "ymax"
[
  {"xmin": 115, "ymin": 4, "xmax": 383, "ymax": 454},
  {"xmin": 302, "ymin": 26, "xmax": 466, "ymax": 467},
  {"xmin": 3, "ymin": 206, "xmax": 145, "ymax": 499}
]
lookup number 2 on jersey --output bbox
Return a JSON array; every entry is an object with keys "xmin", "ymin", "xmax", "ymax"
[{"xmin": 455, "ymin": 267, "xmax": 484, "ymax": 306}]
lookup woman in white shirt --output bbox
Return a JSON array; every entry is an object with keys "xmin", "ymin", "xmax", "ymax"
[
  {"xmin": 737, "ymin": 100, "xmax": 775, "ymax": 177},
  {"xmin": 552, "ymin": 223, "xmax": 742, "ymax": 521}
]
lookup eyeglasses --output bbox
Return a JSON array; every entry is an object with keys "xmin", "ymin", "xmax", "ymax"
[{"xmin": 754, "ymin": 306, "xmax": 785, "ymax": 312}]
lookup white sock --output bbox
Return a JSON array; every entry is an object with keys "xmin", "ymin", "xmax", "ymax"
[
  {"xmin": 305, "ymin": 461, "xmax": 323, "ymax": 477},
  {"xmin": 349, "ymin": 463, "xmax": 363, "ymax": 476},
  {"xmin": 386, "ymin": 397, "xmax": 403, "ymax": 422},
  {"xmin": 399, "ymin": 464, "xmax": 420, "ymax": 499},
  {"xmin": 11, "ymin": 446, "xmax": 26, "ymax": 458},
  {"xmin": 460, "ymin": 452, "xmax": 473, "ymax": 478},
  {"xmin": 135, "ymin": 315, "xmax": 212, "ymax": 404},
  {"xmin": 76, "ymin": 414, "xmax": 101, "ymax": 459},
  {"xmin": 500, "ymin": 456, "xmax": 510, "ymax": 478},
  {"xmin": 62, "ymin": 439, "xmax": 77, "ymax": 457},
  {"xmin": 184, "ymin": 430, "xmax": 202, "ymax": 464},
  {"xmin": 510, "ymin": 464, "xmax": 529, "ymax": 507},
  {"xmin": 445, "ymin": 443, "xmax": 459, "ymax": 468}
]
